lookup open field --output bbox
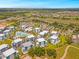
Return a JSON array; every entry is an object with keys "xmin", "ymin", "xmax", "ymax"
[
  {"xmin": 65, "ymin": 47, "xmax": 79, "ymax": 59},
  {"xmin": 39, "ymin": 18, "xmax": 79, "ymax": 25}
]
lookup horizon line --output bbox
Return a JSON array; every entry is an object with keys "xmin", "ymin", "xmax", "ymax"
[{"xmin": 0, "ymin": 7, "xmax": 79, "ymax": 9}]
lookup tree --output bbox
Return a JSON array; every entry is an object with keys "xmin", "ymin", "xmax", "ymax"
[
  {"xmin": 28, "ymin": 47, "xmax": 45, "ymax": 57},
  {"xmin": 34, "ymin": 47, "xmax": 45, "ymax": 57},
  {"xmin": 59, "ymin": 35, "xmax": 67, "ymax": 45},
  {"xmin": 46, "ymin": 48, "xmax": 57, "ymax": 59},
  {"xmin": 66, "ymin": 36, "xmax": 72, "ymax": 44},
  {"xmin": 15, "ymin": 54, "xmax": 20, "ymax": 59},
  {"xmin": 28, "ymin": 48, "xmax": 35, "ymax": 57}
]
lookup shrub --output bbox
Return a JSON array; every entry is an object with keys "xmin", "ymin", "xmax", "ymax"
[
  {"xmin": 34, "ymin": 47, "xmax": 45, "ymax": 57},
  {"xmin": 28, "ymin": 48, "xmax": 35, "ymax": 57},
  {"xmin": 46, "ymin": 48, "xmax": 57, "ymax": 58}
]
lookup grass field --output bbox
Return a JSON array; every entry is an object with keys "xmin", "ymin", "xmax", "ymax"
[
  {"xmin": 36, "ymin": 17, "xmax": 79, "ymax": 25},
  {"xmin": 56, "ymin": 44, "xmax": 79, "ymax": 59},
  {"xmin": 65, "ymin": 47, "xmax": 79, "ymax": 59}
]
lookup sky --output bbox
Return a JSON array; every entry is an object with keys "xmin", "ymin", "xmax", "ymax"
[{"xmin": 0, "ymin": 0, "xmax": 79, "ymax": 8}]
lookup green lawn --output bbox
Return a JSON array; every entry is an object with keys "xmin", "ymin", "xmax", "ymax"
[
  {"xmin": 65, "ymin": 47, "xmax": 79, "ymax": 59},
  {"xmin": 0, "ymin": 39, "xmax": 13, "ymax": 46}
]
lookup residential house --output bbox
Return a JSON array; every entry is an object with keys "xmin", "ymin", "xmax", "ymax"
[
  {"xmin": 15, "ymin": 31, "xmax": 32, "ymax": 42},
  {"xmin": 0, "ymin": 44, "xmax": 9, "ymax": 59},
  {"xmin": 15, "ymin": 31, "xmax": 29, "ymax": 38},
  {"xmin": 39, "ymin": 30, "xmax": 48, "ymax": 37},
  {"xmin": 12, "ymin": 38, "xmax": 22, "ymax": 49},
  {"xmin": 27, "ymin": 34, "xmax": 35, "ymax": 42},
  {"xmin": 2, "ymin": 48, "xmax": 18, "ymax": 59},
  {"xmin": 36, "ymin": 38, "xmax": 47, "ymax": 47},
  {"xmin": 21, "ymin": 42, "xmax": 34, "ymax": 54},
  {"xmin": 72, "ymin": 35, "xmax": 79, "ymax": 43},
  {"xmin": 21, "ymin": 24, "xmax": 28, "ymax": 30},
  {"xmin": 49, "ymin": 35, "xmax": 60, "ymax": 45},
  {"xmin": 24, "ymin": 27, "xmax": 33, "ymax": 32},
  {"xmin": 34, "ymin": 28, "xmax": 40, "ymax": 33},
  {"xmin": 0, "ymin": 44, "xmax": 9, "ymax": 53},
  {"xmin": 8, "ymin": 26, "xmax": 15, "ymax": 31},
  {"xmin": 51, "ymin": 31, "xmax": 59, "ymax": 36},
  {"xmin": 3, "ymin": 29, "xmax": 11, "ymax": 38},
  {"xmin": 21, "ymin": 24, "xmax": 26, "ymax": 30},
  {"xmin": 0, "ymin": 33, "xmax": 6, "ymax": 40}
]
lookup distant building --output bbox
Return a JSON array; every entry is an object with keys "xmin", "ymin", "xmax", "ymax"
[
  {"xmin": 21, "ymin": 24, "xmax": 28, "ymax": 30},
  {"xmin": 2, "ymin": 48, "xmax": 18, "ymax": 59},
  {"xmin": 21, "ymin": 42, "xmax": 34, "ymax": 54},
  {"xmin": 72, "ymin": 35, "xmax": 79, "ymax": 43},
  {"xmin": 21, "ymin": 25, "xmax": 26, "ymax": 30},
  {"xmin": 24, "ymin": 27, "xmax": 33, "ymax": 32},
  {"xmin": 36, "ymin": 38, "xmax": 47, "ymax": 47},
  {"xmin": 34, "ymin": 28, "xmax": 40, "ymax": 33}
]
